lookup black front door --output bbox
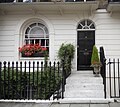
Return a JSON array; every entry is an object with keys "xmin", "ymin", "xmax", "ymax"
[{"xmin": 77, "ymin": 31, "xmax": 95, "ymax": 70}]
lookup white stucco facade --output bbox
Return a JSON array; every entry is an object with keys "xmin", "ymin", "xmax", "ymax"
[{"xmin": 0, "ymin": 2, "xmax": 120, "ymax": 70}]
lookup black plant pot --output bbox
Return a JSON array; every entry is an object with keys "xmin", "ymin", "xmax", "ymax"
[{"xmin": 22, "ymin": 52, "xmax": 45, "ymax": 57}]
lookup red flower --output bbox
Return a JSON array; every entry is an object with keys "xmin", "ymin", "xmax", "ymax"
[
  {"xmin": 19, "ymin": 44, "xmax": 47, "ymax": 57},
  {"xmin": 42, "ymin": 47, "xmax": 47, "ymax": 51}
]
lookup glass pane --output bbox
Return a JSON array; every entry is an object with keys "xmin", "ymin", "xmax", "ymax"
[
  {"xmin": 30, "ymin": 40, "xmax": 34, "ymax": 44},
  {"xmin": 30, "ymin": 23, "xmax": 36, "ymax": 28},
  {"xmin": 46, "ymin": 39, "xmax": 49, "ymax": 46},
  {"xmin": 38, "ymin": 23, "xmax": 44, "ymax": 28},
  {"xmin": 25, "ymin": 27, "xmax": 30, "ymax": 34},
  {"xmin": 81, "ymin": 20, "xmax": 85, "ymax": 26},
  {"xmin": 77, "ymin": 24, "xmax": 82, "ymax": 29},
  {"xmin": 30, "ymin": 27, "xmax": 44, "ymax": 38},
  {"xmin": 90, "ymin": 24, "xmax": 95, "ymax": 29},
  {"xmin": 41, "ymin": 39, "xmax": 45, "ymax": 46},
  {"xmin": 87, "ymin": 20, "xmax": 91, "ymax": 26},
  {"xmin": 35, "ymin": 39, "xmax": 39, "ymax": 44},
  {"xmin": 25, "ymin": 34, "xmax": 28, "ymax": 38}
]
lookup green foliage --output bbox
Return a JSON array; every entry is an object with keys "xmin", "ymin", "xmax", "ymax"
[
  {"xmin": 91, "ymin": 45, "xmax": 100, "ymax": 65},
  {"xmin": 0, "ymin": 67, "xmax": 61, "ymax": 99},
  {"xmin": 58, "ymin": 43, "xmax": 75, "ymax": 77},
  {"xmin": 58, "ymin": 43, "xmax": 75, "ymax": 61}
]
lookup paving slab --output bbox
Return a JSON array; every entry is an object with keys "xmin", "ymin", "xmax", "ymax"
[
  {"xmin": 90, "ymin": 104, "xmax": 109, "ymax": 107},
  {"xmin": 32, "ymin": 103, "xmax": 51, "ymax": 107},
  {"xmin": 11, "ymin": 103, "xmax": 33, "ymax": 107},
  {"xmin": 50, "ymin": 103, "xmax": 70, "ymax": 107},
  {"xmin": 0, "ymin": 102, "xmax": 15, "ymax": 107},
  {"xmin": 70, "ymin": 104, "xmax": 89, "ymax": 107},
  {"xmin": 109, "ymin": 103, "xmax": 120, "ymax": 107}
]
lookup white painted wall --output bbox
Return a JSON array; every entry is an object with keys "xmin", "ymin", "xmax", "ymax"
[{"xmin": 0, "ymin": 9, "xmax": 120, "ymax": 70}]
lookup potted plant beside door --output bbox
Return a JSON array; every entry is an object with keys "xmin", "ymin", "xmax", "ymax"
[{"xmin": 91, "ymin": 45, "xmax": 102, "ymax": 76}]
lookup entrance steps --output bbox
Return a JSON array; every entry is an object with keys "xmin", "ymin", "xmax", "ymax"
[{"xmin": 64, "ymin": 70, "xmax": 104, "ymax": 98}]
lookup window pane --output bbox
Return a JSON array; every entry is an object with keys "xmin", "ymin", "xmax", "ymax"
[
  {"xmin": 46, "ymin": 39, "xmax": 49, "ymax": 46},
  {"xmin": 30, "ymin": 23, "xmax": 36, "ymax": 28},
  {"xmin": 25, "ymin": 27, "xmax": 30, "ymax": 34},
  {"xmin": 87, "ymin": 20, "xmax": 91, "ymax": 26},
  {"xmin": 30, "ymin": 40, "xmax": 34, "ymax": 44},
  {"xmin": 90, "ymin": 24, "xmax": 95, "ymax": 29},
  {"xmin": 35, "ymin": 39, "xmax": 39, "ymax": 44},
  {"xmin": 41, "ymin": 39, "xmax": 45, "ymax": 46},
  {"xmin": 25, "ymin": 34, "xmax": 28, "ymax": 38},
  {"xmin": 77, "ymin": 24, "xmax": 82, "ymax": 29},
  {"xmin": 30, "ymin": 27, "xmax": 44, "ymax": 38},
  {"xmin": 38, "ymin": 23, "xmax": 44, "ymax": 28},
  {"xmin": 81, "ymin": 20, "xmax": 85, "ymax": 26},
  {"xmin": 30, "ymin": 27, "xmax": 43, "ymax": 34}
]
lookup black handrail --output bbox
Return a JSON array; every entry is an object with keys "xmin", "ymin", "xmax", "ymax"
[{"xmin": 100, "ymin": 46, "xmax": 106, "ymax": 98}]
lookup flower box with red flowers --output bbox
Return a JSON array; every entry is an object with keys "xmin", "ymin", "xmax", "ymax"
[{"xmin": 19, "ymin": 44, "xmax": 47, "ymax": 57}]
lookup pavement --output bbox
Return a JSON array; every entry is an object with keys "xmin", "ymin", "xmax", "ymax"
[
  {"xmin": 0, "ymin": 102, "xmax": 120, "ymax": 107},
  {"xmin": 0, "ymin": 99, "xmax": 120, "ymax": 107}
]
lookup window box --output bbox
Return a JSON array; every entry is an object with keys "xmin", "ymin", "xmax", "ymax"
[{"xmin": 22, "ymin": 52, "xmax": 45, "ymax": 57}]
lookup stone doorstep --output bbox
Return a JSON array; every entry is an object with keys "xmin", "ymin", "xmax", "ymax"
[
  {"xmin": 59, "ymin": 98, "xmax": 115, "ymax": 104},
  {"xmin": 64, "ymin": 92, "xmax": 104, "ymax": 98}
]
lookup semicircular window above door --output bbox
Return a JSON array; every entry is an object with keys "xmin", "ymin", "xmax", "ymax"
[{"xmin": 77, "ymin": 19, "xmax": 95, "ymax": 70}]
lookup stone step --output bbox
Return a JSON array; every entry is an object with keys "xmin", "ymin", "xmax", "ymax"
[
  {"xmin": 64, "ymin": 90, "xmax": 104, "ymax": 98},
  {"xmin": 72, "ymin": 71, "xmax": 93, "ymax": 74},
  {"xmin": 67, "ymin": 72, "xmax": 102, "ymax": 77},
  {"xmin": 68, "ymin": 73, "xmax": 94, "ymax": 77},
  {"xmin": 64, "ymin": 70, "xmax": 104, "ymax": 98},
  {"xmin": 65, "ymin": 83, "xmax": 104, "ymax": 90},
  {"xmin": 66, "ymin": 77, "xmax": 103, "ymax": 84}
]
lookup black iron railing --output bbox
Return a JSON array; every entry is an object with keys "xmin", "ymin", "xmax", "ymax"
[
  {"xmin": 107, "ymin": 59, "xmax": 120, "ymax": 98},
  {"xmin": 100, "ymin": 46, "xmax": 106, "ymax": 98},
  {"xmin": 99, "ymin": 47, "xmax": 120, "ymax": 98},
  {"xmin": 0, "ymin": 61, "xmax": 67, "ymax": 100}
]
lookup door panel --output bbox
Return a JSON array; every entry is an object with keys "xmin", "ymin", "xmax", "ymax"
[{"xmin": 77, "ymin": 31, "xmax": 95, "ymax": 70}]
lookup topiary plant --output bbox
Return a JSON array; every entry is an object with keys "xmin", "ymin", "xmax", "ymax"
[
  {"xmin": 91, "ymin": 45, "xmax": 100, "ymax": 66},
  {"xmin": 91, "ymin": 45, "xmax": 102, "ymax": 76}
]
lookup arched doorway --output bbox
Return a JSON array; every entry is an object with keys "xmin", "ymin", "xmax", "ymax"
[{"xmin": 77, "ymin": 19, "xmax": 95, "ymax": 70}]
